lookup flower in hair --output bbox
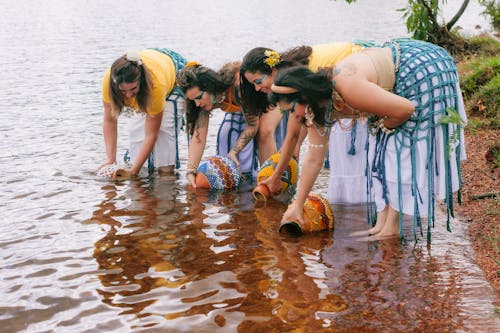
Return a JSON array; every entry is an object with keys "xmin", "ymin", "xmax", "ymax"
[
  {"xmin": 126, "ymin": 51, "xmax": 142, "ymax": 66},
  {"xmin": 185, "ymin": 61, "xmax": 202, "ymax": 68},
  {"xmin": 263, "ymin": 50, "xmax": 280, "ymax": 68}
]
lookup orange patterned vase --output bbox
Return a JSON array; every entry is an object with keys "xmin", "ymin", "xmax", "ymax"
[
  {"xmin": 253, "ymin": 152, "xmax": 298, "ymax": 201},
  {"xmin": 279, "ymin": 193, "xmax": 334, "ymax": 235},
  {"xmin": 195, "ymin": 156, "xmax": 241, "ymax": 190}
]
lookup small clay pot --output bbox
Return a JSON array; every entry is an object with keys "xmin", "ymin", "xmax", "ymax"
[
  {"xmin": 113, "ymin": 168, "xmax": 131, "ymax": 180},
  {"xmin": 279, "ymin": 220, "xmax": 304, "ymax": 236},
  {"xmin": 195, "ymin": 172, "xmax": 211, "ymax": 189},
  {"xmin": 252, "ymin": 184, "xmax": 271, "ymax": 201}
]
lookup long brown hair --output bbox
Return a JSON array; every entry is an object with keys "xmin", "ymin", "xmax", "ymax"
[
  {"xmin": 108, "ymin": 54, "xmax": 152, "ymax": 117},
  {"xmin": 177, "ymin": 62, "xmax": 238, "ymax": 137}
]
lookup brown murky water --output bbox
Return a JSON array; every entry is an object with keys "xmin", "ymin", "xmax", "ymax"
[
  {"xmin": 83, "ymin": 174, "xmax": 498, "ymax": 332},
  {"xmin": 0, "ymin": 0, "xmax": 497, "ymax": 332}
]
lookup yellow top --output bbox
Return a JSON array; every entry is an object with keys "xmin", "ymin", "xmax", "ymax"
[
  {"xmin": 102, "ymin": 49, "xmax": 176, "ymax": 115},
  {"xmin": 308, "ymin": 42, "xmax": 363, "ymax": 72}
]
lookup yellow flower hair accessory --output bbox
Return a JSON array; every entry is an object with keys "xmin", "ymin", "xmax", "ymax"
[
  {"xmin": 263, "ymin": 50, "xmax": 280, "ymax": 68},
  {"xmin": 185, "ymin": 61, "xmax": 202, "ymax": 68}
]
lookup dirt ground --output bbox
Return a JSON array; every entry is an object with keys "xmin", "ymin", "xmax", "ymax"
[{"xmin": 457, "ymin": 126, "xmax": 499, "ymax": 306}]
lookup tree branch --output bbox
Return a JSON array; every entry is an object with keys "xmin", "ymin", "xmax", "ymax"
[
  {"xmin": 417, "ymin": 0, "xmax": 440, "ymax": 28},
  {"xmin": 447, "ymin": 0, "xmax": 470, "ymax": 31}
]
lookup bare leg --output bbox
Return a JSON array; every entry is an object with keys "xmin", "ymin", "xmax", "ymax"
[
  {"xmin": 158, "ymin": 165, "xmax": 174, "ymax": 175},
  {"xmin": 374, "ymin": 205, "xmax": 400, "ymax": 238},
  {"xmin": 350, "ymin": 205, "xmax": 388, "ymax": 237},
  {"xmin": 257, "ymin": 107, "xmax": 283, "ymax": 164}
]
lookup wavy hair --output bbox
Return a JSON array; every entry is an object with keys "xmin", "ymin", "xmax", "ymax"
[
  {"xmin": 268, "ymin": 66, "xmax": 333, "ymax": 126},
  {"xmin": 108, "ymin": 55, "xmax": 151, "ymax": 117},
  {"xmin": 177, "ymin": 62, "xmax": 239, "ymax": 137}
]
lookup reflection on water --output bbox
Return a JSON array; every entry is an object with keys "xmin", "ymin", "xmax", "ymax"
[
  {"xmin": 0, "ymin": 0, "xmax": 497, "ymax": 332},
  {"xmin": 85, "ymin": 178, "xmax": 499, "ymax": 332}
]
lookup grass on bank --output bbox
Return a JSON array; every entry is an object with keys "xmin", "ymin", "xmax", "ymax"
[
  {"xmin": 455, "ymin": 35, "xmax": 500, "ymax": 170},
  {"xmin": 456, "ymin": 35, "xmax": 500, "ymax": 130}
]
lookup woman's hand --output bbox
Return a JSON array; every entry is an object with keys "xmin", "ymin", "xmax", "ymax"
[
  {"xmin": 113, "ymin": 168, "xmax": 135, "ymax": 180},
  {"xmin": 259, "ymin": 174, "xmax": 282, "ymax": 196},
  {"xmin": 97, "ymin": 160, "xmax": 116, "ymax": 172},
  {"xmin": 186, "ymin": 172, "xmax": 197, "ymax": 188},
  {"xmin": 227, "ymin": 150, "xmax": 241, "ymax": 171},
  {"xmin": 281, "ymin": 201, "xmax": 304, "ymax": 225}
]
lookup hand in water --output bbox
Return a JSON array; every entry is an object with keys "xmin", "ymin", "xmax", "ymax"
[
  {"xmin": 227, "ymin": 150, "xmax": 240, "ymax": 171},
  {"xmin": 186, "ymin": 173, "xmax": 196, "ymax": 188},
  {"xmin": 97, "ymin": 160, "xmax": 116, "ymax": 172},
  {"xmin": 281, "ymin": 202, "xmax": 304, "ymax": 225},
  {"xmin": 113, "ymin": 168, "xmax": 134, "ymax": 180},
  {"xmin": 260, "ymin": 174, "xmax": 282, "ymax": 196}
]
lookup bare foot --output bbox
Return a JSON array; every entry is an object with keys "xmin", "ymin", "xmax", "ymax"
[
  {"xmin": 158, "ymin": 165, "xmax": 175, "ymax": 175},
  {"xmin": 349, "ymin": 225, "xmax": 383, "ymax": 237},
  {"xmin": 355, "ymin": 232, "xmax": 401, "ymax": 242},
  {"xmin": 349, "ymin": 208, "xmax": 388, "ymax": 237}
]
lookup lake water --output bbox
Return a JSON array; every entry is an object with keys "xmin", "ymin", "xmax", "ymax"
[{"xmin": 0, "ymin": 0, "xmax": 498, "ymax": 332}]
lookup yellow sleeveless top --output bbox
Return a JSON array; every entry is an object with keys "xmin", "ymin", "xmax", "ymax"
[
  {"xmin": 308, "ymin": 42, "xmax": 363, "ymax": 72},
  {"xmin": 102, "ymin": 49, "xmax": 176, "ymax": 115}
]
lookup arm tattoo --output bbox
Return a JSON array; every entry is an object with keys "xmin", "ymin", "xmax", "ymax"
[
  {"xmin": 331, "ymin": 67, "xmax": 341, "ymax": 89},
  {"xmin": 231, "ymin": 114, "xmax": 258, "ymax": 154},
  {"xmin": 339, "ymin": 63, "xmax": 357, "ymax": 77}
]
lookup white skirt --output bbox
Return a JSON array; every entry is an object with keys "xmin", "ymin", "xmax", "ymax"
[
  {"xmin": 327, "ymin": 119, "xmax": 369, "ymax": 204},
  {"xmin": 128, "ymin": 94, "xmax": 185, "ymax": 170},
  {"xmin": 369, "ymin": 82, "xmax": 467, "ymax": 217}
]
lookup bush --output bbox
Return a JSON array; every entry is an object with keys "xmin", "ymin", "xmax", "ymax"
[
  {"xmin": 457, "ymin": 36, "xmax": 500, "ymax": 129},
  {"xmin": 478, "ymin": 0, "xmax": 500, "ymax": 30}
]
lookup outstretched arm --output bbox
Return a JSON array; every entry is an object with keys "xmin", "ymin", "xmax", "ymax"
[
  {"xmin": 98, "ymin": 102, "xmax": 118, "ymax": 170},
  {"xmin": 186, "ymin": 110, "xmax": 210, "ymax": 187},
  {"xmin": 260, "ymin": 111, "xmax": 303, "ymax": 194},
  {"xmin": 281, "ymin": 124, "xmax": 330, "ymax": 224}
]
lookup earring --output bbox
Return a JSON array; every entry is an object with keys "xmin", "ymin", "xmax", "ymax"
[{"xmin": 305, "ymin": 106, "xmax": 314, "ymax": 126}]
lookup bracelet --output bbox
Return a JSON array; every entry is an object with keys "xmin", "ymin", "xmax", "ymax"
[
  {"xmin": 187, "ymin": 162, "xmax": 198, "ymax": 170},
  {"xmin": 186, "ymin": 170, "xmax": 196, "ymax": 178},
  {"xmin": 377, "ymin": 117, "xmax": 395, "ymax": 134},
  {"xmin": 308, "ymin": 143, "xmax": 325, "ymax": 149}
]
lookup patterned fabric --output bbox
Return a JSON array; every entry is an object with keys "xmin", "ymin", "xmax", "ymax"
[
  {"xmin": 149, "ymin": 48, "xmax": 187, "ymax": 73},
  {"xmin": 196, "ymin": 156, "xmax": 241, "ymax": 190},
  {"xmin": 216, "ymin": 112, "xmax": 259, "ymax": 177},
  {"xmin": 257, "ymin": 152, "xmax": 298, "ymax": 195},
  {"xmin": 367, "ymin": 38, "xmax": 466, "ymax": 241}
]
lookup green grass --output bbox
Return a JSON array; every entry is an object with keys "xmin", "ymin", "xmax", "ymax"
[{"xmin": 456, "ymin": 37, "xmax": 500, "ymax": 129}]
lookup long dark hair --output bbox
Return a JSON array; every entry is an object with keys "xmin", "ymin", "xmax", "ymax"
[
  {"xmin": 268, "ymin": 66, "xmax": 333, "ymax": 126},
  {"xmin": 109, "ymin": 54, "xmax": 151, "ymax": 117},
  {"xmin": 239, "ymin": 46, "xmax": 313, "ymax": 117},
  {"xmin": 177, "ymin": 62, "xmax": 238, "ymax": 136}
]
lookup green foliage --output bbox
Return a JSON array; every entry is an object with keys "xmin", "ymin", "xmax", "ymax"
[
  {"xmin": 439, "ymin": 108, "xmax": 467, "ymax": 127},
  {"xmin": 398, "ymin": 0, "xmax": 440, "ymax": 42},
  {"xmin": 439, "ymin": 108, "xmax": 466, "ymax": 157},
  {"xmin": 490, "ymin": 143, "xmax": 500, "ymax": 168},
  {"xmin": 458, "ymin": 52, "xmax": 500, "ymax": 129},
  {"xmin": 459, "ymin": 57, "xmax": 500, "ymax": 97},
  {"xmin": 478, "ymin": 0, "xmax": 500, "ymax": 30},
  {"xmin": 479, "ymin": 74, "xmax": 500, "ymax": 118}
]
